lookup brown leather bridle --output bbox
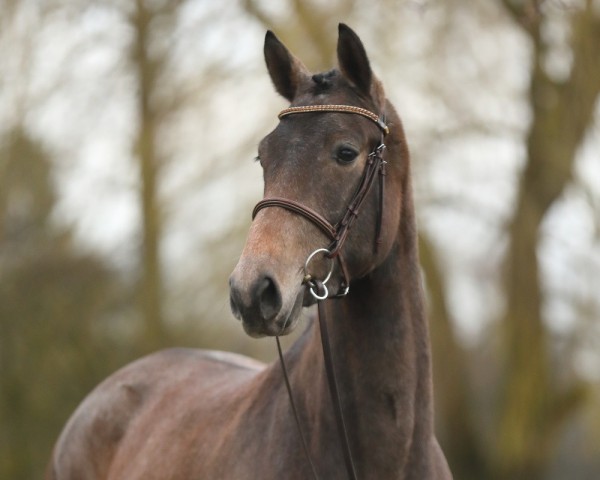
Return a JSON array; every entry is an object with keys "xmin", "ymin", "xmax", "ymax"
[
  {"xmin": 252, "ymin": 104, "xmax": 389, "ymax": 480},
  {"xmin": 252, "ymin": 104, "xmax": 389, "ymax": 299}
]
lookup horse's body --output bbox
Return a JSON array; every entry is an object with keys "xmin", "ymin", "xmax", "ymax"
[{"xmin": 47, "ymin": 25, "xmax": 452, "ymax": 479}]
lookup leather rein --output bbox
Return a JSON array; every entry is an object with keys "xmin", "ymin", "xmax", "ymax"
[{"xmin": 252, "ymin": 104, "xmax": 389, "ymax": 480}]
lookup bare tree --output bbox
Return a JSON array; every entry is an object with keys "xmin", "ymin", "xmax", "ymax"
[{"xmin": 495, "ymin": 1, "xmax": 600, "ymax": 478}]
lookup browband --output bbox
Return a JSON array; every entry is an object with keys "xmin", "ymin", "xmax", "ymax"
[{"xmin": 279, "ymin": 105, "xmax": 389, "ymax": 136}]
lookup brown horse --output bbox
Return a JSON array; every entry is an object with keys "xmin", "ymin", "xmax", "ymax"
[{"xmin": 47, "ymin": 24, "xmax": 452, "ymax": 479}]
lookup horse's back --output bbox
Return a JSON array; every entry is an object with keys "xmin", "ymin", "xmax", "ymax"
[{"xmin": 47, "ymin": 347, "xmax": 265, "ymax": 480}]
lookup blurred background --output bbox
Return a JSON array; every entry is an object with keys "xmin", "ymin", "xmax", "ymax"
[{"xmin": 1, "ymin": 0, "xmax": 599, "ymax": 478}]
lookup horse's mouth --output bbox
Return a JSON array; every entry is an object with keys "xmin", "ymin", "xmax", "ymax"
[{"xmin": 240, "ymin": 287, "xmax": 305, "ymax": 338}]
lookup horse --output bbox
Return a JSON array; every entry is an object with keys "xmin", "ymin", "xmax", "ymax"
[{"xmin": 46, "ymin": 24, "xmax": 452, "ymax": 479}]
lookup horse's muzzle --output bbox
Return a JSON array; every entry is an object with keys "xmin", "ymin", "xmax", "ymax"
[{"xmin": 229, "ymin": 270, "xmax": 303, "ymax": 338}]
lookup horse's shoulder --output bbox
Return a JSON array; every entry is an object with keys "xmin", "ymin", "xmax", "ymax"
[
  {"xmin": 61, "ymin": 348, "xmax": 265, "ymax": 430},
  {"xmin": 48, "ymin": 348, "xmax": 265, "ymax": 479}
]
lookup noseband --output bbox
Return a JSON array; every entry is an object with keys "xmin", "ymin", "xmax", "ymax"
[
  {"xmin": 252, "ymin": 105, "xmax": 389, "ymax": 480},
  {"xmin": 252, "ymin": 104, "xmax": 389, "ymax": 298}
]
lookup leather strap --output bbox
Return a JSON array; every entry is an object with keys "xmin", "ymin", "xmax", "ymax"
[
  {"xmin": 276, "ymin": 281, "xmax": 359, "ymax": 480},
  {"xmin": 279, "ymin": 105, "xmax": 389, "ymax": 136},
  {"xmin": 276, "ymin": 336, "xmax": 319, "ymax": 480},
  {"xmin": 375, "ymin": 155, "xmax": 387, "ymax": 253},
  {"xmin": 253, "ymin": 198, "xmax": 336, "ymax": 239},
  {"xmin": 315, "ymin": 281, "xmax": 359, "ymax": 480}
]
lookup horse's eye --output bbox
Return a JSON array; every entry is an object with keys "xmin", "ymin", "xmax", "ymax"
[{"xmin": 336, "ymin": 147, "xmax": 359, "ymax": 164}]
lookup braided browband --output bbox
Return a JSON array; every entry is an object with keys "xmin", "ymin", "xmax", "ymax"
[{"xmin": 279, "ymin": 105, "xmax": 389, "ymax": 136}]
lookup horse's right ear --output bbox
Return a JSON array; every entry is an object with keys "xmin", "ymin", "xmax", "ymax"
[{"xmin": 264, "ymin": 31, "xmax": 307, "ymax": 102}]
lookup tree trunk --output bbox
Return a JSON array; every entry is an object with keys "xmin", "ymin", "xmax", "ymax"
[
  {"xmin": 495, "ymin": 2, "xmax": 600, "ymax": 478},
  {"xmin": 132, "ymin": 0, "xmax": 165, "ymax": 349}
]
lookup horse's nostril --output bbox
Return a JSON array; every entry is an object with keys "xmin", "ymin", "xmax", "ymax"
[
  {"xmin": 229, "ymin": 273, "xmax": 282, "ymax": 325},
  {"xmin": 256, "ymin": 276, "xmax": 282, "ymax": 321}
]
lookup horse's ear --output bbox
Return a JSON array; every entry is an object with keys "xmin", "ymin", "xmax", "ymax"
[
  {"xmin": 264, "ymin": 31, "xmax": 307, "ymax": 102},
  {"xmin": 337, "ymin": 24, "xmax": 373, "ymax": 96}
]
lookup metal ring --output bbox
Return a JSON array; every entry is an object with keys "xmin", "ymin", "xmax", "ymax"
[
  {"xmin": 309, "ymin": 282, "xmax": 329, "ymax": 300},
  {"xmin": 304, "ymin": 248, "xmax": 334, "ymax": 285}
]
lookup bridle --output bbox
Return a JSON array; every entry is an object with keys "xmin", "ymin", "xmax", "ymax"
[
  {"xmin": 251, "ymin": 104, "xmax": 389, "ymax": 480},
  {"xmin": 253, "ymin": 104, "xmax": 389, "ymax": 299}
]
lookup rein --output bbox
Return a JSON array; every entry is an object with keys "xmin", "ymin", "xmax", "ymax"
[{"xmin": 253, "ymin": 105, "xmax": 389, "ymax": 480}]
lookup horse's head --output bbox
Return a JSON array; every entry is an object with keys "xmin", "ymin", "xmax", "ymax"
[{"xmin": 229, "ymin": 24, "xmax": 407, "ymax": 337}]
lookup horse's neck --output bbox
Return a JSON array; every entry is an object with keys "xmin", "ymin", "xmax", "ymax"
[{"xmin": 294, "ymin": 199, "xmax": 434, "ymax": 475}]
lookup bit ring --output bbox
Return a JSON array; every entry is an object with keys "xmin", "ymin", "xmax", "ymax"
[{"xmin": 303, "ymin": 248, "xmax": 334, "ymax": 286}]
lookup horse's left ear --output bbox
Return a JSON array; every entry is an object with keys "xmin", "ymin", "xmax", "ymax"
[{"xmin": 337, "ymin": 24, "xmax": 373, "ymax": 95}]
